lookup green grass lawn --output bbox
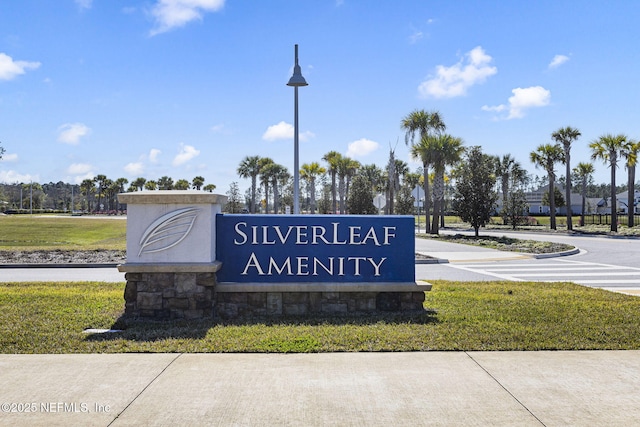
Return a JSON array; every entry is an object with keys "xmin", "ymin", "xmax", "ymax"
[
  {"xmin": 0, "ymin": 216, "xmax": 126, "ymax": 250},
  {"xmin": 2, "ymin": 281, "xmax": 639, "ymax": 353}
]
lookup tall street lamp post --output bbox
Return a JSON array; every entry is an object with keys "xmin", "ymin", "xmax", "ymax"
[{"xmin": 287, "ymin": 44, "xmax": 308, "ymax": 214}]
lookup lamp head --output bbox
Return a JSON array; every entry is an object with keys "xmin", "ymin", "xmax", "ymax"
[
  {"xmin": 287, "ymin": 64, "xmax": 308, "ymax": 87},
  {"xmin": 287, "ymin": 44, "xmax": 308, "ymax": 87}
]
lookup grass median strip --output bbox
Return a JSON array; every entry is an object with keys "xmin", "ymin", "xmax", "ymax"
[
  {"xmin": 0, "ymin": 216, "xmax": 126, "ymax": 251},
  {"xmin": 1, "ymin": 280, "xmax": 639, "ymax": 353}
]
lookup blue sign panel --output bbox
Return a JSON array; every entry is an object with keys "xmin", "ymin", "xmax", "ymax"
[{"xmin": 215, "ymin": 215, "xmax": 415, "ymax": 283}]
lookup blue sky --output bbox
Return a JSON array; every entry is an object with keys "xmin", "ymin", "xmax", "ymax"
[{"xmin": 1, "ymin": 0, "xmax": 639, "ymax": 194}]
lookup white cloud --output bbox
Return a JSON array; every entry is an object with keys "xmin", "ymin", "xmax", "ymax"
[
  {"xmin": 418, "ymin": 46, "xmax": 497, "ymax": 98},
  {"xmin": 507, "ymin": 86, "xmax": 551, "ymax": 119},
  {"xmin": 66, "ymin": 163, "xmax": 95, "ymax": 183},
  {"xmin": 300, "ymin": 131, "xmax": 315, "ymax": 142},
  {"xmin": 70, "ymin": 172, "xmax": 95, "ymax": 184},
  {"xmin": 0, "ymin": 153, "xmax": 18, "ymax": 162},
  {"xmin": 149, "ymin": 148, "xmax": 162, "ymax": 163},
  {"xmin": 346, "ymin": 138, "xmax": 380, "ymax": 158},
  {"xmin": 263, "ymin": 121, "xmax": 293, "ymax": 141},
  {"xmin": 172, "ymin": 143, "xmax": 200, "ymax": 166},
  {"xmin": 409, "ymin": 30, "xmax": 423, "ymax": 44},
  {"xmin": 262, "ymin": 121, "xmax": 314, "ymax": 142},
  {"xmin": 67, "ymin": 163, "xmax": 93, "ymax": 175},
  {"xmin": 0, "ymin": 170, "xmax": 39, "ymax": 184},
  {"xmin": 549, "ymin": 54, "xmax": 569, "ymax": 69},
  {"xmin": 57, "ymin": 123, "xmax": 91, "ymax": 145},
  {"xmin": 482, "ymin": 86, "xmax": 551, "ymax": 120},
  {"xmin": 124, "ymin": 162, "xmax": 144, "ymax": 175},
  {"xmin": 480, "ymin": 104, "xmax": 506, "ymax": 113},
  {"xmin": 0, "ymin": 52, "xmax": 41, "ymax": 81},
  {"xmin": 75, "ymin": 0, "xmax": 92, "ymax": 10},
  {"xmin": 149, "ymin": 0, "xmax": 225, "ymax": 36}
]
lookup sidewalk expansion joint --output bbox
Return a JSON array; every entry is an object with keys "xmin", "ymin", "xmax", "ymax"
[
  {"xmin": 107, "ymin": 353, "xmax": 183, "ymax": 426},
  {"xmin": 464, "ymin": 352, "xmax": 547, "ymax": 426}
]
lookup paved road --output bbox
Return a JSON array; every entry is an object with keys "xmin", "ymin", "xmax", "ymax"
[
  {"xmin": 440, "ymin": 228, "xmax": 640, "ymax": 268},
  {"xmin": 415, "ymin": 229, "xmax": 640, "ymax": 295},
  {"xmin": 1, "ymin": 231, "xmax": 639, "ymax": 295},
  {"xmin": 0, "ymin": 267, "xmax": 125, "ymax": 283}
]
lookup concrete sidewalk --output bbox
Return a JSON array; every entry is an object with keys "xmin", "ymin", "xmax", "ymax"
[{"xmin": 1, "ymin": 351, "xmax": 639, "ymax": 426}]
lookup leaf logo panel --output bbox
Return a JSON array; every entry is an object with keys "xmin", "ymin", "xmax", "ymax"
[{"xmin": 139, "ymin": 207, "xmax": 199, "ymax": 256}]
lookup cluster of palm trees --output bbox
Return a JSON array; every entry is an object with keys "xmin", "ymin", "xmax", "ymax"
[
  {"xmin": 401, "ymin": 109, "xmax": 464, "ymax": 234},
  {"xmin": 237, "ymin": 156, "xmax": 292, "ymax": 214},
  {"xmin": 530, "ymin": 129, "xmax": 639, "ymax": 232},
  {"xmin": 79, "ymin": 174, "xmax": 214, "ymax": 212},
  {"xmin": 238, "ymin": 153, "xmax": 369, "ymax": 215},
  {"xmin": 236, "ymin": 109, "xmax": 466, "ymax": 234},
  {"xmin": 234, "ymin": 108, "xmax": 639, "ymax": 235}
]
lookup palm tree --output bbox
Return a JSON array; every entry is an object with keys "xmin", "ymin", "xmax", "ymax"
[
  {"xmin": 131, "ymin": 177, "xmax": 146, "ymax": 191},
  {"xmin": 401, "ymin": 109, "xmax": 446, "ymax": 146},
  {"xmin": 621, "ymin": 139, "xmax": 640, "ymax": 227},
  {"xmin": 333, "ymin": 156, "xmax": 358, "ymax": 214},
  {"xmin": 429, "ymin": 134, "xmax": 464, "ymax": 234},
  {"xmin": 336, "ymin": 156, "xmax": 351, "ymax": 214},
  {"xmin": 103, "ymin": 178, "xmax": 116, "ymax": 210},
  {"xmin": 590, "ymin": 134, "xmax": 627, "ymax": 232},
  {"xmin": 530, "ymin": 143, "xmax": 564, "ymax": 230},
  {"xmin": 573, "ymin": 162, "xmax": 595, "ymax": 226},
  {"xmin": 94, "ymin": 174, "xmax": 108, "ymax": 212},
  {"xmin": 264, "ymin": 163, "xmax": 288, "ymax": 214},
  {"xmin": 410, "ymin": 139, "xmax": 434, "ymax": 232},
  {"xmin": 300, "ymin": 162, "xmax": 326, "ymax": 214},
  {"xmin": 402, "ymin": 109, "xmax": 446, "ymax": 230},
  {"xmin": 80, "ymin": 178, "xmax": 96, "ymax": 212},
  {"xmin": 113, "ymin": 178, "xmax": 128, "ymax": 210},
  {"xmin": 158, "ymin": 176, "xmax": 174, "ymax": 190},
  {"xmin": 552, "ymin": 126, "xmax": 581, "ymax": 230},
  {"xmin": 495, "ymin": 154, "xmax": 516, "ymax": 224},
  {"xmin": 192, "ymin": 176, "xmax": 205, "ymax": 190},
  {"xmin": 144, "ymin": 180, "xmax": 158, "ymax": 191},
  {"xmin": 344, "ymin": 158, "xmax": 361, "ymax": 209},
  {"xmin": 237, "ymin": 155, "xmax": 261, "ymax": 213},
  {"xmin": 322, "ymin": 151, "xmax": 342, "ymax": 213},
  {"xmin": 275, "ymin": 167, "xmax": 291, "ymax": 213},
  {"xmin": 174, "ymin": 179, "xmax": 190, "ymax": 190},
  {"xmin": 258, "ymin": 157, "xmax": 275, "ymax": 213}
]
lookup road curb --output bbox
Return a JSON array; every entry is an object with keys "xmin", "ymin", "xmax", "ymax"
[
  {"xmin": 532, "ymin": 246, "xmax": 580, "ymax": 259},
  {"xmin": 415, "ymin": 258, "xmax": 449, "ymax": 264},
  {"xmin": 0, "ymin": 263, "xmax": 119, "ymax": 269}
]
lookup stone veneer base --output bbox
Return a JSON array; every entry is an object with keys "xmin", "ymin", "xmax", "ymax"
[{"xmin": 118, "ymin": 264, "xmax": 432, "ymax": 320}]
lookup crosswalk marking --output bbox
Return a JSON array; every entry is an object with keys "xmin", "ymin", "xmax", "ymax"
[
  {"xmin": 517, "ymin": 271, "xmax": 640, "ymax": 277},
  {"xmin": 474, "ymin": 267, "xmax": 614, "ymax": 272},
  {"xmin": 446, "ymin": 258, "xmax": 640, "ymax": 288}
]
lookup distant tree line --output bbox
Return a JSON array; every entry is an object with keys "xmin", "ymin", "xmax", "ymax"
[
  {"xmin": 2, "ymin": 115, "xmax": 638, "ymax": 234},
  {"xmin": 0, "ymin": 175, "xmax": 216, "ymax": 214}
]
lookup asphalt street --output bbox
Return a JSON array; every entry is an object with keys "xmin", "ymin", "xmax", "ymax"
[
  {"xmin": 1, "ymin": 232, "xmax": 639, "ymax": 295},
  {"xmin": 424, "ymin": 229, "xmax": 640, "ymax": 295}
]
